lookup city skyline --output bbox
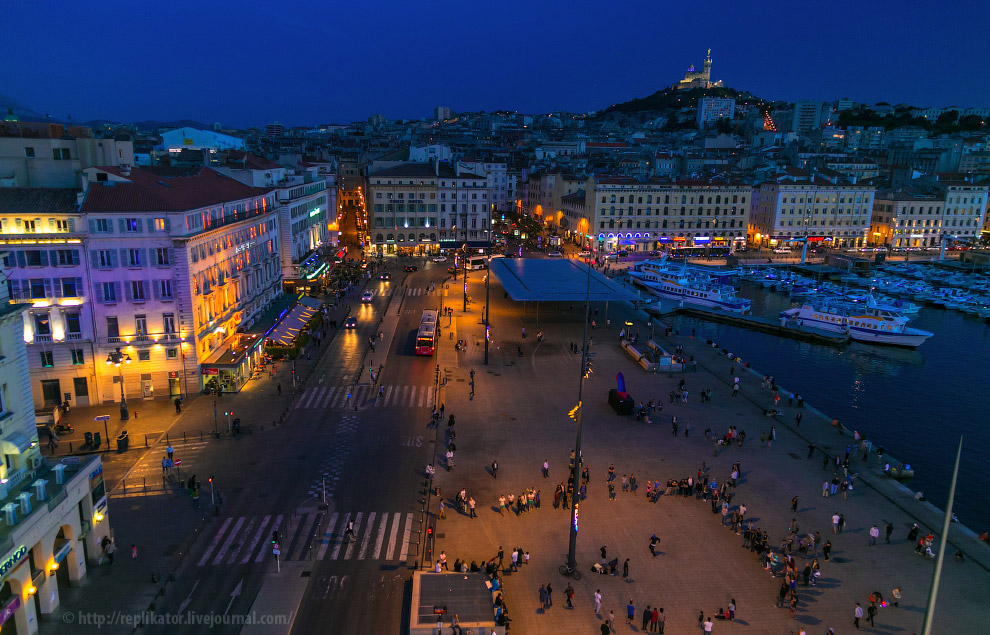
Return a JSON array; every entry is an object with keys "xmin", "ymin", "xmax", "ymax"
[{"xmin": 3, "ymin": 0, "xmax": 990, "ymax": 127}]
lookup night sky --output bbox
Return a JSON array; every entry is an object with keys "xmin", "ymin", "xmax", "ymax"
[{"xmin": 3, "ymin": 0, "xmax": 989, "ymax": 127}]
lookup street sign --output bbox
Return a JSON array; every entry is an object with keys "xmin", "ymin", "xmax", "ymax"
[
  {"xmin": 94, "ymin": 415, "xmax": 111, "ymax": 422},
  {"xmin": 174, "ymin": 459, "xmax": 182, "ymax": 466},
  {"xmin": 273, "ymin": 548, "xmax": 280, "ymax": 555}
]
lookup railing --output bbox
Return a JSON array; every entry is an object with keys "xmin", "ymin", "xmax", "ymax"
[
  {"xmin": 33, "ymin": 335, "xmax": 53, "ymax": 343},
  {"xmin": 65, "ymin": 333, "xmax": 83, "ymax": 341}
]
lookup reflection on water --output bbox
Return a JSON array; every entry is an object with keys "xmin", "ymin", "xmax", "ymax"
[{"xmin": 671, "ymin": 281, "xmax": 990, "ymax": 531}]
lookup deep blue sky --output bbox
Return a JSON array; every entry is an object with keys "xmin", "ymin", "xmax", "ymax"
[{"xmin": 3, "ymin": 0, "xmax": 989, "ymax": 128}]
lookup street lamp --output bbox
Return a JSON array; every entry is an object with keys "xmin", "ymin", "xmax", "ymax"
[{"xmin": 106, "ymin": 347, "xmax": 132, "ymax": 420}]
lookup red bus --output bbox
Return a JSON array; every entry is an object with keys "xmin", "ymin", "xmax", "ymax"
[{"xmin": 415, "ymin": 310, "xmax": 438, "ymax": 356}]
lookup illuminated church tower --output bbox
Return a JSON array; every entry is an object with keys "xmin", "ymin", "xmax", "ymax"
[{"xmin": 677, "ymin": 49, "xmax": 723, "ymax": 90}]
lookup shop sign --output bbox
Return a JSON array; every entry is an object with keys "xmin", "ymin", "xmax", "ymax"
[
  {"xmin": 0, "ymin": 545, "xmax": 27, "ymax": 580},
  {"xmin": 202, "ymin": 368, "xmax": 219, "ymax": 376},
  {"xmin": 53, "ymin": 541, "xmax": 73, "ymax": 563},
  {"xmin": 0, "ymin": 595, "xmax": 20, "ymax": 624},
  {"xmin": 168, "ymin": 371, "xmax": 179, "ymax": 379}
]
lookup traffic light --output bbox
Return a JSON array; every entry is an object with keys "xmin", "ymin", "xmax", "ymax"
[
  {"xmin": 272, "ymin": 530, "xmax": 278, "ymax": 544},
  {"xmin": 426, "ymin": 527, "xmax": 433, "ymax": 537},
  {"xmin": 568, "ymin": 402, "xmax": 582, "ymax": 422},
  {"xmin": 208, "ymin": 475, "xmax": 213, "ymax": 484}
]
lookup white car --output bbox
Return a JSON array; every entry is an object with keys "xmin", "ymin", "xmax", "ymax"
[
  {"xmin": 361, "ymin": 291, "xmax": 374, "ymax": 302},
  {"xmin": 772, "ymin": 247, "xmax": 791, "ymax": 254},
  {"xmin": 547, "ymin": 251, "xmax": 562, "ymax": 257},
  {"xmin": 577, "ymin": 251, "xmax": 591, "ymax": 257},
  {"xmin": 431, "ymin": 255, "xmax": 447, "ymax": 263}
]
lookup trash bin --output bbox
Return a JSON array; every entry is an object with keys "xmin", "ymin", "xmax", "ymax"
[
  {"xmin": 117, "ymin": 431, "xmax": 129, "ymax": 452},
  {"xmin": 93, "ymin": 432, "xmax": 101, "ymax": 448},
  {"xmin": 84, "ymin": 431, "xmax": 94, "ymax": 446}
]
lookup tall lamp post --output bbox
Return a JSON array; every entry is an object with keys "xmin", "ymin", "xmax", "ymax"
[
  {"xmin": 484, "ymin": 221, "xmax": 492, "ymax": 365},
  {"xmin": 566, "ymin": 260, "xmax": 593, "ymax": 572},
  {"xmin": 462, "ymin": 243, "xmax": 469, "ymax": 312},
  {"xmin": 106, "ymin": 347, "xmax": 132, "ymax": 420}
]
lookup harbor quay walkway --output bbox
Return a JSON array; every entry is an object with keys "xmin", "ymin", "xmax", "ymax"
[{"xmin": 430, "ymin": 272, "xmax": 989, "ymax": 635}]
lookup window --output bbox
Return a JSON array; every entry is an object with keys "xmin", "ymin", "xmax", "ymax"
[
  {"xmin": 135, "ymin": 315, "xmax": 147, "ymax": 335},
  {"xmin": 163, "ymin": 313, "xmax": 176, "ymax": 334},
  {"xmin": 25, "ymin": 250, "xmax": 43, "ymax": 266},
  {"xmin": 25, "ymin": 147, "xmax": 35, "ymax": 158},
  {"xmin": 40, "ymin": 351, "xmax": 54, "ymax": 367},
  {"xmin": 102, "ymin": 282, "xmax": 117, "ymax": 303},
  {"xmin": 98, "ymin": 249, "xmax": 114, "ymax": 268},
  {"xmin": 154, "ymin": 218, "xmax": 166, "ymax": 231},
  {"xmin": 30, "ymin": 279, "xmax": 46, "ymax": 298},
  {"xmin": 137, "ymin": 350, "xmax": 151, "ymax": 362},
  {"xmin": 71, "ymin": 349, "xmax": 84, "ymax": 365},
  {"xmin": 56, "ymin": 249, "xmax": 77, "ymax": 266},
  {"xmin": 61, "ymin": 278, "xmax": 77, "ymax": 296},
  {"xmin": 65, "ymin": 312, "xmax": 81, "ymax": 334},
  {"xmin": 155, "ymin": 248, "xmax": 170, "ymax": 266},
  {"xmin": 34, "ymin": 313, "xmax": 51, "ymax": 335},
  {"xmin": 106, "ymin": 316, "xmax": 119, "ymax": 337},
  {"xmin": 166, "ymin": 348, "xmax": 178, "ymax": 359},
  {"xmin": 127, "ymin": 249, "xmax": 142, "ymax": 267},
  {"xmin": 52, "ymin": 148, "xmax": 70, "ymax": 160},
  {"xmin": 125, "ymin": 218, "xmax": 139, "ymax": 232},
  {"xmin": 96, "ymin": 218, "xmax": 110, "ymax": 232},
  {"xmin": 130, "ymin": 281, "xmax": 146, "ymax": 301}
]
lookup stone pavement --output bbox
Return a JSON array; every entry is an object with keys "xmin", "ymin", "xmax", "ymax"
[{"xmin": 430, "ymin": 272, "xmax": 989, "ymax": 635}]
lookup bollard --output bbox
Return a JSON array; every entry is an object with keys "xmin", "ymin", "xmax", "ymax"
[
  {"xmin": 69, "ymin": 441, "xmax": 73, "ymax": 453},
  {"xmin": 183, "ymin": 431, "xmax": 186, "ymax": 442},
  {"xmin": 166, "ymin": 433, "xmax": 169, "ymax": 445},
  {"xmin": 122, "ymin": 478, "xmax": 126, "ymax": 490},
  {"xmin": 200, "ymin": 430, "xmax": 203, "ymax": 441}
]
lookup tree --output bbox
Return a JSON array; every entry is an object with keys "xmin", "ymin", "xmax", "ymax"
[
  {"xmin": 716, "ymin": 118, "xmax": 733, "ymax": 134},
  {"xmin": 935, "ymin": 110, "xmax": 959, "ymax": 126}
]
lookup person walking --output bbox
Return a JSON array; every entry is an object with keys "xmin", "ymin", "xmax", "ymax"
[
  {"xmin": 823, "ymin": 540, "xmax": 832, "ymax": 562},
  {"xmin": 832, "ymin": 512, "xmax": 840, "ymax": 534},
  {"xmin": 642, "ymin": 605, "xmax": 651, "ymax": 631},
  {"xmin": 649, "ymin": 534, "xmax": 658, "ymax": 557},
  {"xmin": 885, "ymin": 521, "xmax": 894, "ymax": 543},
  {"xmin": 594, "ymin": 589, "xmax": 602, "ymax": 614},
  {"xmin": 622, "ymin": 558, "xmax": 629, "ymax": 578},
  {"xmin": 869, "ymin": 525, "xmax": 880, "ymax": 546},
  {"xmin": 468, "ymin": 497, "xmax": 476, "ymax": 518},
  {"xmin": 600, "ymin": 545, "xmax": 607, "ymax": 561},
  {"xmin": 538, "ymin": 585, "xmax": 548, "ymax": 610},
  {"xmin": 791, "ymin": 496, "xmax": 799, "ymax": 512},
  {"xmin": 542, "ymin": 460, "xmax": 550, "ymax": 478},
  {"xmin": 891, "ymin": 586, "xmax": 901, "ymax": 608},
  {"xmin": 853, "ymin": 602, "xmax": 863, "ymax": 629},
  {"xmin": 565, "ymin": 584, "xmax": 574, "ymax": 608},
  {"xmin": 626, "ymin": 600, "xmax": 635, "ymax": 625},
  {"xmin": 703, "ymin": 616, "xmax": 714, "ymax": 633},
  {"xmin": 491, "ymin": 460, "xmax": 498, "ymax": 479}
]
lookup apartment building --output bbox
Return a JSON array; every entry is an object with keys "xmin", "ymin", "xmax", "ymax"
[
  {"xmin": 0, "ymin": 254, "xmax": 111, "ymax": 635},
  {"xmin": 79, "ymin": 166, "xmax": 282, "ymax": 400},
  {"xmin": 459, "ymin": 160, "xmax": 509, "ymax": 212},
  {"xmin": 367, "ymin": 161, "xmax": 493, "ymax": 253},
  {"xmin": 0, "ymin": 189, "xmax": 98, "ymax": 409},
  {"xmin": 871, "ymin": 188, "xmax": 945, "ymax": 247},
  {"xmin": 938, "ymin": 180, "xmax": 989, "ymax": 242},
  {"xmin": 696, "ymin": 97, "xmax": 735, "ymax": 129},
  {"xmin": 0, "ymin": 121, "xmax": 134, "ymax": 189},
  {"xmin": 561, "ymin": 176, "xmax": 752, "ymax": 253},
  {"xmin": 749, "ymin": 176, "xmax": 876, "ymax": 248},
  {"xmin": 216, "ymin": 153, "xmax": 334, "ymax": 287}
]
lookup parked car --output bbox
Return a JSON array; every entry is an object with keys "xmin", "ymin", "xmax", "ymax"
[{"xmin": 547, "ymin": 251, "xmax": 562, "ymax": 257}]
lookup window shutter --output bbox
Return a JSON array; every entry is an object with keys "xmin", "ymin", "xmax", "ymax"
[
  {"xmin": 142, "ymin": 281, "xmax": 149, "ymax": 300},
  {"xmin": 110, "ymin": 250, "xmax": 119, "ymax": 268},
  {"xmin": 125, "ymin": 281, "xmax": 132, "ymax": 301},
  {"xmin": 118, "ymin": 218, "xmax": 126, "ymax": 233},
  {"xmin": 15, "ymin": 251, "xmax": 25, "ymax": 268},
  {"xmin": 68, "ymin": 219, "xmax": 75, "ymax": 232},
  {"xmin": 75, "ymin": 277, "xmax": 82, "ymax": 293},
  {"xmin": 88, "ymin": 219, "xmax": 96, "ymax": 234},
  {"xmin": 165, "ymin": 218, "xmax": 171, "ymax": 231},
  {"xmin": 93, "ymin": 283, "xmax": 104, "ymax": 304},
  {"xmin": 153, "ymin": 280, "xmax": 161, "ymax": 300},
  {"xmin": 52, "ymin": 278, "xmax": 62, "ymax": 298},
  {"xmin": 136, "ymin": 219, "xmax": 144, "ymax": 233},
  {"xmin": 72, "ymin": 250, "xmax": 80, "ymax": 265},
  {"xmin": 143, "ymin": 248, "xmax": 150, "ymax": 268},
  {"xmin": 90, "ymin": 250, "xmax": 99, "ymax": 268},
  {"xmin": 38, "ymin": 251, "xmax": 48, "ymax": 266},
  {"xmin": 49, "ymin": 251, "xmax": 58, "ymax": 268},
  {"xmin": 113, "ymin": 282, "xmax": 121, "ymax": 302},
  {"xmin": 120, "ymin": 249, "xmax": 129, "ymax": 267},
  {"xmin": 43, "ymin": 279, "xmax": 53, "ymax": 298},
  {"xmin": 146, "ymin": 218, "xmax": 155, "ymax": 232},
  {"xmin": 9, "ymin": 280, "xmax": 19, "ymax": 299}
]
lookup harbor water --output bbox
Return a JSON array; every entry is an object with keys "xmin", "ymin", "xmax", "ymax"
[{"xmin": 670, "ymin": 281, "xmax": 990, "ymax": 533}]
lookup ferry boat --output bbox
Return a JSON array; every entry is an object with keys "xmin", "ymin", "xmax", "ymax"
[
  {"xmin": 779, "ymin": 296, "xmax": 933, "ymax": 347},
  {"xmin": 629, "ymin": 258, "xmax": 752, "ymax": 313}
]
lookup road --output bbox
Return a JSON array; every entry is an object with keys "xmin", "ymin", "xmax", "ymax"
[{"xmin": 134, "ymin": 259, "xmax": 447, "ymax": 635}]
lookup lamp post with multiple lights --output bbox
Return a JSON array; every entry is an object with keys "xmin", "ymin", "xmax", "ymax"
[{"xmin": 106, "ymin": 347, "xmax": 132, "ymax": 420}]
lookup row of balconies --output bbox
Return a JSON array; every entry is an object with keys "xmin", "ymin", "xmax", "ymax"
[
  {"xmin": 103, "ymin": 333, "xmax": 183, "ymax": 346},
  {"xmin": 29, "ymin": 333, "xmax": 86, "ymax": 343}
]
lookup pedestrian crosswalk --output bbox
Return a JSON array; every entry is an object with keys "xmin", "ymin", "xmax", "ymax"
[
  {"xmin": 114, "ymin": 439, "xmax": 210, "ymax": 497},
  {"xmin": 406, "ymin": 288, "xmax": 431, "ymax": 296},
  {"xmin": 196, "ymin": 511, "xmax": 415, "ymax": 566},
  {"xmin": 294, "ymin": 384, "xmax": 434, "ymax": 410}
]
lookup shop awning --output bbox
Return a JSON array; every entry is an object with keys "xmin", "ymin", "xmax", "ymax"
[{"xmin": 266, "ymin": 295, "xmax": 322, "ymax": 346}]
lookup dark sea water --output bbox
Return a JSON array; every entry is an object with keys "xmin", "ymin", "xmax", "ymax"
[{"xmin": 670, "ymin": 281, "xmax": 990, "ymax": 533}]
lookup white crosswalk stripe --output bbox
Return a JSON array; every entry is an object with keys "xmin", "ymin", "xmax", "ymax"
[
  {"xmin": 294, "ymin": 385, "xmax": 433, "ymax": 410},
  {"xmin": 405, "ymin": 288, "xmax": 429, "ymax": 296}
]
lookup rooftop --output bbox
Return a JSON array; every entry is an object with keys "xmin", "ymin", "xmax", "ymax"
[
  {"xmin": 490, "ymin": 258, "xmax": 637, "ymax": 302},
  {"xmin": 81, "ymin": 166, "xmax": 271, "ymax": 213},
  {"xmin": 0, "ymin": 188, "xmax": 80, "ymax": 214},
  {"xmin": 370, "ymin": 163, "xmax": 484, "ymax": 180}
]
